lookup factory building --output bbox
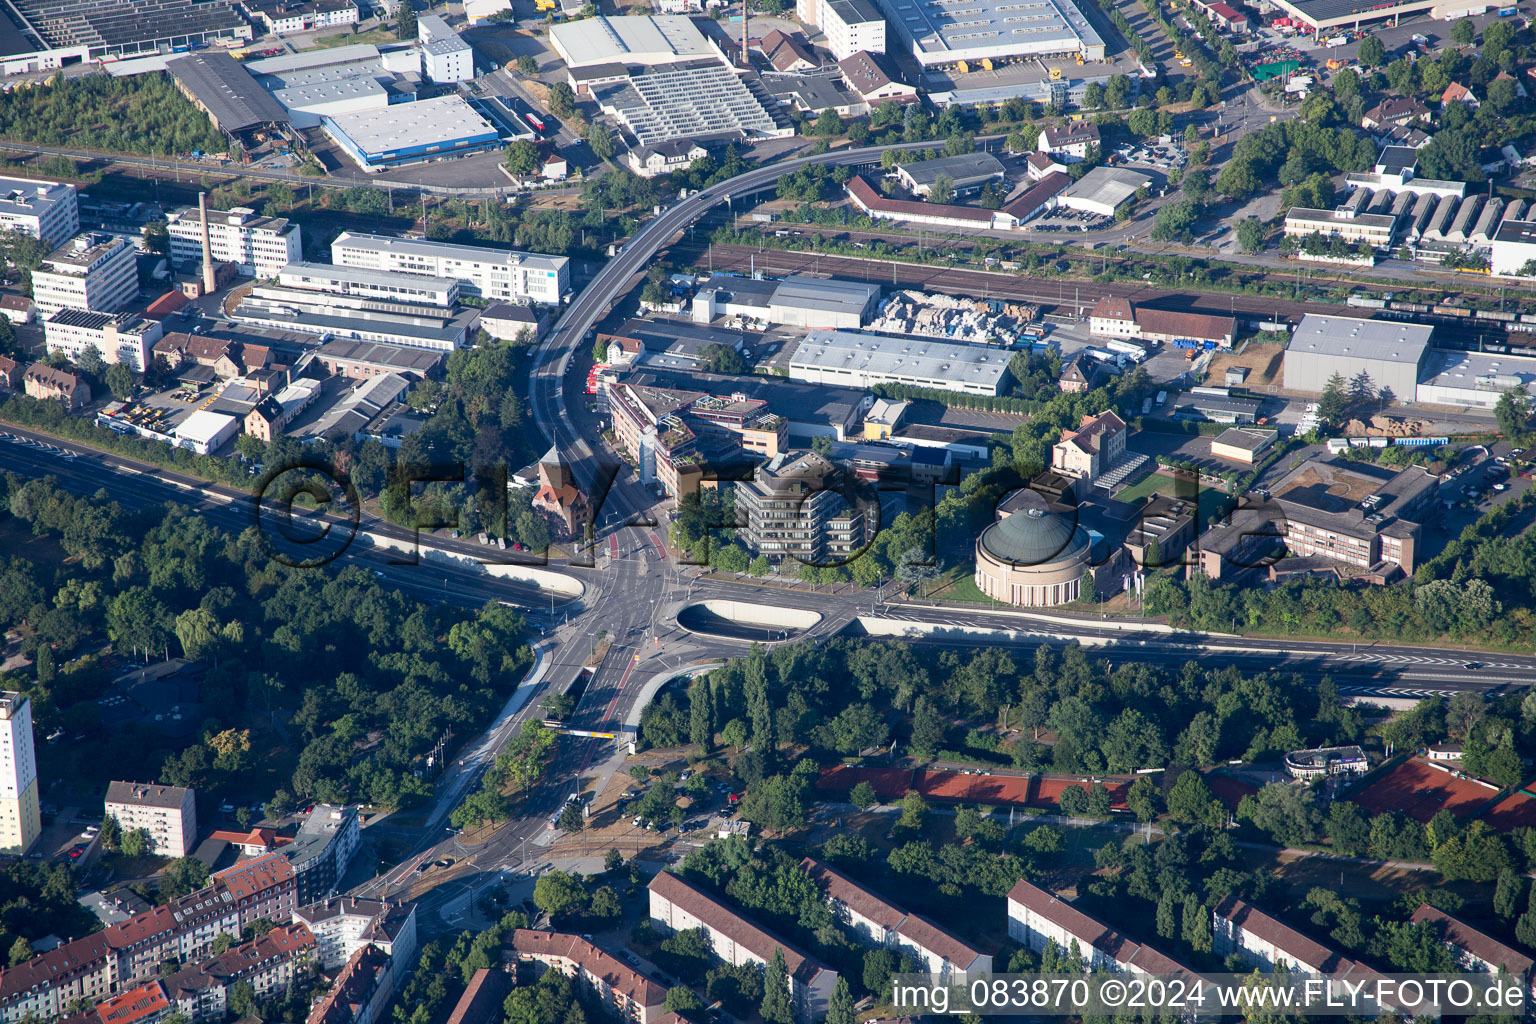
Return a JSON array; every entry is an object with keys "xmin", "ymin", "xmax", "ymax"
[
  {"xmin": 691, "ymin": 273, "xmax": 882, "ymax": 329},
  {"xmin": 165, "ymin": 204, "xmax": 303, "ymax": 279},
  {"xmin": 330, "ymin": 232, "xmax": 569, "ymax": 304},
  {"xmin": 240, "ymin": 0, "xmax": 360, "ymax": 34},
  {"xmin": 1283, "ymin": 207, "xmax": 1396, "ymax": 249},
  {"xmin": 877, "ymin": 0, "xmax": 1105, "ymax": 68},
  {"xmin": 323, "ymin": 95, "xmax": 504, "ymax": 172},
  {"xmin": 1283, "ymin": 314, "xmax": 1431, "ymax": 398},
  {"xmin": 894, "ymin": 152, "xmax": 1005, "ymax": 197},
  {"xmin": 788, "ymin": 329, "xmax": 1010, "ymax": 395}
]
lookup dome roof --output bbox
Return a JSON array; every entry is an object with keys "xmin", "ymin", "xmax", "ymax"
[{"xmin": 979, "ymin": 497, "xmax": 1090, "ymax": 567}]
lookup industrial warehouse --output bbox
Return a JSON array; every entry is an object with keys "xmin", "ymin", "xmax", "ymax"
[{"xmin": 876, "ymin": 0, "xmax": 1107, "ymax": 69}]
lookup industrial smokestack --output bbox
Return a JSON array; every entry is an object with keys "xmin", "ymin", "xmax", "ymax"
[
  {"xmin": 742, "ymin": 0, "xmax": 748, "ymax": 68},
  {"xmin": 198, "ymin": 191, "xmax": 216, "ymax": 294}
]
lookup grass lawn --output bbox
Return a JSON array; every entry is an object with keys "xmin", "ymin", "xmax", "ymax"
[
  {"xmin": 312, "ymin": 27, "xmax": 398, "ymax": 46},
  {"xmin": 1114, "ymin": 468, "xmax": 1229, "ymax": 527}
]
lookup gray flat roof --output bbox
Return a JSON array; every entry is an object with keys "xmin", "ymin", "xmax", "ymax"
[
  {"xmin": 324, "ymin": 95, "xmax": 496, "ymax": 154},
  {"xmin": 1063, "ymin": 166, "xmax": 1152, "ymax": 207},
  {"xmin": 1287, "ymin": 314, "xmax": 1432, "ymax": 364},
  {"xmin": 332, "ymin": 231, "xmax": 570, "ymax": 273},
  {"xmin": 282, "ymin": 261, "xmax": 457, "ymax": 291},
  {"xmin": 1495, "ymin": 219, "xmax": 1536, "ymax": 245},
  {"xmin": 769, "ymin": 275, "xmax": 881, "ymax": 314},
  {"xmin": 0, "ymin": 177, "xmax": 73, "ymax": 218},
  {"xmin": 245, "ymin": 44, "xmax": 380, "ymax": 75},
  {"xmin": 550, "ymin": 14, "xmax": 715, "ymax": 68},
  {"xmin": 1286, "ymin": 208, "xmax": 1397, "ymax": 229},
  {"xmin": 317, "ymin": 337, "xmax": 445, "ymax": 371},
  {"xmin": 897, "ymin": 151, "xmax": 1005, "ymax": 187},
  {"xmin": 1421, "ymin": 348, "xmax": 1536, "ymax": 392},
  {"xmin": 271, "ymin": 76, "xmax": 387, "ymax": 108},
  {"xmin": 790, "ymin": 329, "xmax": 1009, "ymax": 388},
  {"xmin": 877, "ymin": 0, "xmax": 1104, "ymax": 59},
  {"xmin": 171, "ymin": 52, "xmax": 291, "ymax": 133},
  {"xmin": 628, "ymin": 367, "xmax": 868, "ymax": 429},
  {"xmin": 241, "ymin": 304, "xmax": 465, "ymax": 344}
]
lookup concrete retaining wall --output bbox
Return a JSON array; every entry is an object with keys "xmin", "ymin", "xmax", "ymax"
[
  {"xmin": 361, "ymin": 530, "xmax": 586, "ymax": 599},
  {"xmin": 692, "ymin": 599, "xmax": 823, "ymax": 629}
]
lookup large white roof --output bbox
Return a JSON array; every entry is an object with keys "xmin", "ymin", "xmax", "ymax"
[{"xmin": 549, "ymin": 14, "xmax": 717, "ymax": 68}]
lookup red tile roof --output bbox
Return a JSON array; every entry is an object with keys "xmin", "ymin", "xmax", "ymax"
[
  {"xmin": 847, "ymin": 175, "xmax": 998, "ymax": 224},
  {"xmin": 1410, "ymin": 905, "xmax": 1534, "ymax": 976},
  {"xmin": 512, "ymin": 930, "xmax": 664, "ymax": 1009},
  {"xmin": 1008, "ymin": 881, "xmax": 1197, "ymax": 979},
  {"xmin": 649, "ymin": 872, "xmax": 832, "ymax": 985},
  {"xmin": 1215, "ymin": 897, "xmax": 1355, "ymax": 974},
  {"xmin": 1133, "ymin": 307, "xmax": 1234, "ymax": 342},
  {"xmin": 95, "ymin": 981, "xmax": 170, "ymax": 1024}
]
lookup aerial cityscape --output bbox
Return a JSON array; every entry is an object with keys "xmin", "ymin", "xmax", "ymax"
[{"xmin": 0, "ymin": 0, "xmax": 1533, "ymax": 1018}]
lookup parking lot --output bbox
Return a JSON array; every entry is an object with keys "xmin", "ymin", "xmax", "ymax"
[
  {"xmin": 1116, "ymin": 141, "xmax": 1188, "ymax": 172},
  {"xmin": 1031, "ymin": 207, "xmax": 1115, "ymax": 232}
]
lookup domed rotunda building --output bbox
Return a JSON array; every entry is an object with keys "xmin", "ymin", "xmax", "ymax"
[{"xmin": 974, "ymin": 489, "xmax": 1094, "ymax": 607}]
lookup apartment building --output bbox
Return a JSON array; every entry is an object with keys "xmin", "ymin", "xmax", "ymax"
[
  {"xmin": 1213, "ymin": 897, "xmax": 1379, "ymax": 977},
  {"xmin": 648, "ymin": 872, "xmax": 837, "ymax": 1024},
  {"xmin": 1006, "ymin": 880, "xmax": 1199, "ymax": 979},
  {"xmin": 1283, "ymin": 207, "xmax": 1397, "ymax": 249},
  {"xmin": 292, "ymin": 898, "xmax": 418, "ymax": 970},
  {"xmin": 44, "ymin": 310, "xmax": 165, "ymax": 373},
  {"xmin": 330, "ymin": 232, "xmax": 570, "ymax": 305},
  {"xmin": 609, "ymin": 381, "xmax": 787, "ymax": 499},
  {"xmin": 307, "ymin": 945, "xmax": 394, "ymax": 1024},
  {"xmin": 104, "ymin": 781, "xmax": 198, "ymax": 857},
  {"xmin": 22, "ymin": 362, "xmax": 90, "ymax": 409},
  {"xmin": 284, "ymin": 804, "xmax": 361, "ymax": 904},
  {"xmin": 736, "ymin": 452, "xmax": 868, "ymax": 564},
  {"xmin": 94, "ymin": 981, "xmax": 170, "ymax": 1024},
  {"xmin": 0, "ymin": 693, "xmax": 38, "ymax": 856},
  {"xmin": 163, "ymin": 923, "xmax": 315, "ymax": 1022},
  {"xmin": 1410, "ymin": 905, "xmax": 1535, "ymax": 996},
  {"xmin": 0, "ymin": 854, "xmax": 295, "ymax": 1023},
  {"xmin": 801, "ymin": 858, "xmax": 990, "ymax": 982},
  {"xmin": 0, "ymin": 177, "xmax": 78, "ymax": 248},
  {"xmin": 32, "ymin": 233, "xmax": 138, "ymax": 316},
  {"xmin": 510, "ymin": 930, "xmax": 667, "ymax": 1024},
  {"xmin": 165, "ymin": 206, "xmax": 303, "ymax": 279}
]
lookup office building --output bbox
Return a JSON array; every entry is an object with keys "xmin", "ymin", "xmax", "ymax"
[
  {"xmin": 648, "ymin": 871, "xmax": 837, "ymax": 1024},
  {"xmin": 0, "ymin": 694, "xmax": 38, "ymax": 855},
  {"xmin": 165, "ymin": 205, "xmax": 302, "ymax": 279},
  {"xmin": 0, "ymin": 177, "xmax": 78, "ymax": 248},
  {"xmin": 104, "ymin": 781, "xmax": 197, "ymax": 857},
  {"xmin": 1050, "ymin": 409, "xmax": 1128, "ymax": 489},
  {"xmin": 511, "ymin": 930, "xmax": 667, "ymax": 1023},
  {"xmin": 1198, "ymin": 456, "xmax": 1438, "ymax": 580},
  {"xmin": 1284, "ymin": 207, "xmax": 1396, "ymax": 249},
  {"xmin": 241, "ymin": 0, "xmax": 359, "ymax": 34},
  {"xmin": 609, "ymin": 381, "xmax": 787, "ymax": 498},
  {"xmin": 417, "ymin": 14, "xmax": 473, "ymax": 81},
  {"xmin": 234, "ymin": 271, "xmax": 474, "ymax": 353},
  {"xmin": 877, "ymin": 0, "xmax": 1104, "ymax": 67},
  {"xmin": 802, "ymin": 858, "xmax": 990, "ymax": 982},
  {"xmin": 21, "ymin": 362, "xmax": 90, "ymax": 409},
  {"xmin": 331, "ymin": 232, "xmax": 570, "ymax": 304},
  {"xmin": 1007, "ymin": 880, "xmax": 1199, "ymax": 979},
  {"xmin": 788, "ymin": 329, "xmax": 1010, "ymax": 396},
  {"xmin": 802, "ymin": 0, "xmax": 888, "ymax": 59},
  {"xmin": 1283, "ymin": 314, "xmax": 1431, "ymax": 397},
  {"xmin": 736, "ymin": 451, "xmax": 868, "ymax": 563},
  {"xmin": 44, "ymin": 310, "xmax": 164, "ymax": 372},
  {"xmin": 31, "ymin": 233, "xmax": 137, "ymax": 316}
]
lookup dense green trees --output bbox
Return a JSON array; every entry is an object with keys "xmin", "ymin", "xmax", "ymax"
[
  {"xmin": 0, "ymin": 474, "xmax": 534, "ymax": 811},
  {"xmin": 0, "ymin": 73, "xmax": 224, "ymax": 155}
]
